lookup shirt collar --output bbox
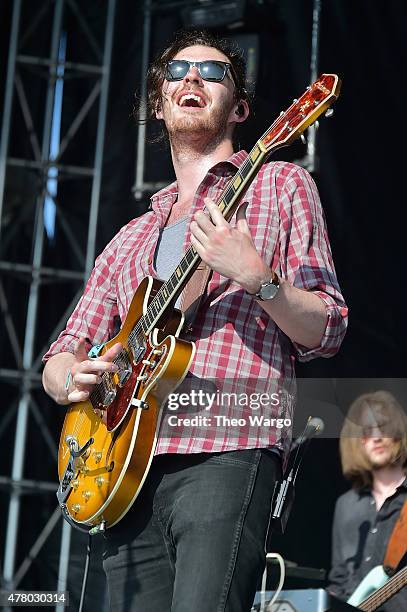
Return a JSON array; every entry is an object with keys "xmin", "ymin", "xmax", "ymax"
[
  {"xmin": 358, "ymin": 475, "xmax": 407, "ymax": 496},
  {"xmin": 149, "ymin": 150, "xmax": 248, "ymax": 220}
]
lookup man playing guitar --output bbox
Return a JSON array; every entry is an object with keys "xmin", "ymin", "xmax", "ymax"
[
  {"xmin": 328, "ymin": 390, "xmax": 407, "ymax": 611},
  {"xmin": 43, "ymin": 28, "xmax": 347, "ymax": 611}
]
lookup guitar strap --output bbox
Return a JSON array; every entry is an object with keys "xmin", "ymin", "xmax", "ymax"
[
  {"xmin": 179, "ymin": 261, "xmax": 212, "ymax": 331},
  {"xmin": 383, "ymin": 499, "xmax": 407, "ymax": 574}
]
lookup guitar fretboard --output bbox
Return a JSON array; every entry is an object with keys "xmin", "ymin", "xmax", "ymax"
[{"xmin": 359, "ymin": 566, "xmax": 407, "ymax": 611}]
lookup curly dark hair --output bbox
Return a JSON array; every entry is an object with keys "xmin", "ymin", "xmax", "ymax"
[
  {"xmin": 136, "ymin": 28, "xmax": 250, "ymax": 143},
  {"xmin": 146, "ymin": 28, "xmax": 248, "ymax": 118}
]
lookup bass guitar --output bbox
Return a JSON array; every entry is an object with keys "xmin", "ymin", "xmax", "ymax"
[
  {"xmin": 347, "ymin": 564, "xmax": 407, "ymax": 610},
  {"xmin": 57, "ymin": 74, "xmax": 341, "ymax": 531}
]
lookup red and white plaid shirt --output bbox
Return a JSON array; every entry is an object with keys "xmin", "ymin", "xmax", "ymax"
[{"xmin": 44, "ymin": 151, "xmax": 348, "ymax": 461}]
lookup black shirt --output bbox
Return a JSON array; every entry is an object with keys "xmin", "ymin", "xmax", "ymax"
[{"xmin": 328, "ymin": 478, "xmax": 407, "ymax": 611}]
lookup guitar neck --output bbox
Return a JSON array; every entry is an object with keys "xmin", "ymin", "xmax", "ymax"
[{"xmin": 358, "ymin": 566, "xmax": 407, "ymax": 611}]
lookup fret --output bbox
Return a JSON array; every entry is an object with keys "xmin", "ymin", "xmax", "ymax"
[
  {"xmin": 185, "ymin": 247, "xmax": 195, "ymax": 263},
  {"xmin": 250, "ymin": 144, "xmax": 261, "ymax": 162},
  {"xmin": 240, "ymin": 157, "xmax": 254, "ymax": 179},
  {"xmin": 167, "ymin": 276, "xmax": 174, "ymax": 292},
  {"xmin": 223, "ymin": 185, "xmax": 235, "ymax": 205},
  {"xmin": 232, "ymin": 174, "xmax": 242, "ymax": 190},
  {"xmin": 136, "ymin": 326, "xmax": 145, "ymax": 344},
  {"xmin": 141, "ymin": 314, "xmax": 150, "ymax": 333},
  {"xmin": 359, "ymin": 566, "xmax": 407, "ymax": 611},
  {"xmin": 169, "ymin": 271, "xmax": 178, "ymax": 288},
  {"xmin": 157, "ymin": 292, "xmax": 166, "ymax": 308}
]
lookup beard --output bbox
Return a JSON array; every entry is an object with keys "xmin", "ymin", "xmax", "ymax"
[
  {"xmin": 164, "ymin": 99, "xmax": 234, "ymax": 154},
  {"xmin": 365, "ymin": 442, "xmax": 396, "ymax": 470}
]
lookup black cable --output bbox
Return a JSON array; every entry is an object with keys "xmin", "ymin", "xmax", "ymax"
[{"xmin": 78, "ymin": 533, "xmax": 92, "ymax": 612}]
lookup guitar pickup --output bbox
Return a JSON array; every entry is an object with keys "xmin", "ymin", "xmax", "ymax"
[
  {"xmin": 116, "ymin": 367, "xmax": 131, "ymax": 387},
  {"xmin": 131, "ymin": 345, "xmax": 146, "ymax": 364}
]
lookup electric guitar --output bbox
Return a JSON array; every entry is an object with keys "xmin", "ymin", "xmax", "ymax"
[
  {"xmin": 57, "ymin": 74, "xmax": 341, "ymax": 531},
  {"xmin": 347, "ymin": 564, "xmax": 407, "ymax": 610}
]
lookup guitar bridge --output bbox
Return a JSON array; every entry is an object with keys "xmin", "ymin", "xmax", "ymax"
[{"xmin": 56, "ymin": 436, "xmax": 94, "ymax": 505}]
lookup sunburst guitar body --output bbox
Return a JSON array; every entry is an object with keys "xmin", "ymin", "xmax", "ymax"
[{"xmin": 57, "ymin": 277, "xmax": 195, "ymax": 530}]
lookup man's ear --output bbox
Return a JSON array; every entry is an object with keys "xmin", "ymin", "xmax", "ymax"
[{"xmin": 229, "ymin": 99, "xmax": 250, "ymax": 124}]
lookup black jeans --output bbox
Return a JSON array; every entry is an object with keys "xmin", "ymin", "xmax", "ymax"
[{"xmin": 103, "ymin": 449, "xmax": 281, "ymax": 612}]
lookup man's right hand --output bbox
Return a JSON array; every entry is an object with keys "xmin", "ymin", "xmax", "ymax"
[{"xmin": 67, "ymin": 337, "xmax": 122, "ymax": 403}]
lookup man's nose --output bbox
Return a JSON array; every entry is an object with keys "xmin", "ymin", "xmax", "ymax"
[{"xmin": 184, "ymin": 65, "xmax": 203, "ymax": 85}]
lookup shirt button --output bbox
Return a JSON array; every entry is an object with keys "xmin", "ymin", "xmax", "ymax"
[
  {"xmin": 365, "ymin": 556, "xmax": 372, "ymax": 562},
  {"xmin": 371, "ymin": 527, "xmax": 378, "ymax": 534}
]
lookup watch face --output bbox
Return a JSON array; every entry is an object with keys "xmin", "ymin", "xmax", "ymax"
[{"xmin": 259, "ymin": 281, "xmax": 279, "ymax": 300}]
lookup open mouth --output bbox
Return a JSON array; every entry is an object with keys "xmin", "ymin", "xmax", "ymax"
[{"xmin": 177, "ymin": 93, "xmax": 206, "ymax": 108}]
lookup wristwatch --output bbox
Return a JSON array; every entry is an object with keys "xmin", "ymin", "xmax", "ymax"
[{"xmin": 253, "ymin": 270, "xmax": 280, "ymax": 301}]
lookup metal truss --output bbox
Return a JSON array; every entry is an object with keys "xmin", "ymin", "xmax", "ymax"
[
  {"xmin": 133, "ymin": 0, "xmax": 165, "ymax": 201},
  {"xmin": 0, "ymin": 0, "xmax": 116, "ymax": 603}
]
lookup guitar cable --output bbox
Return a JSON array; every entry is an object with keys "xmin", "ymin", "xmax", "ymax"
[
  {"xmin": 259, "ymin": 552, "xmax": 285, "ymax": 612},
  {"xmin": 78, "ymin": 533, "xmax": 92, "ymax": 612}
]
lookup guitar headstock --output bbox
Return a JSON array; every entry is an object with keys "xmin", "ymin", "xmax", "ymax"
[{"xmin": 260, "ymin": 73, "xmax": 341, "ymax": 152}]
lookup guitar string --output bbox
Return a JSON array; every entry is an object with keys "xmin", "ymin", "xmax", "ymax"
[{"xmin": 359, "ymin": 566, "xmax": 407, "ymax": 611}]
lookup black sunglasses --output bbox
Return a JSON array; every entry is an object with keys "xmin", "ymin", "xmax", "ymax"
[{"xmin": 165, "ymin": 60, "xmax": 236, "ymax": 84}]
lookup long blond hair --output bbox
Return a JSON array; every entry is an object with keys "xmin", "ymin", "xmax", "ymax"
[{"xmin": 340, "ymin": 390, "xmax": 407, "ymax": 489}]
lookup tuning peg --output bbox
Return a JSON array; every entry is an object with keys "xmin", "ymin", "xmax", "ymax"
[
  {"xmin": 315, "ymin": 120, "xmax": 319, "ymax": 130},
  {"xmin": 325, "ymin": 108, "xmax": 334, "ymax": 118},
  {"xmin": 300, "ymin": 133, "xmax": 307, "ymax": 145}
]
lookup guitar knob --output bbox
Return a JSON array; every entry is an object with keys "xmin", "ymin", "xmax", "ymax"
[
  {"xmin": 72, "ymin": 504, "xmax": 81, "ymax": 513},
  {"xmin": 94, "ymin": 477, "xmax": 105, "ymax": 488},
  {"xmin": 82, "ymin": 490, "xmax": 93, "ymax": 500},
  {"xmin": 93, "ymin": 451, "xmax": 103, "ymax": 463},
  {"xmin": 71, "ymin": 479, "xmax": 80, "ymax": 490}
]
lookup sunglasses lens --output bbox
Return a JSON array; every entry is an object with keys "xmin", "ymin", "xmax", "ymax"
[
  {"xmin": 166, "ymin": 61, "xmax": 189, "ymax": 81},
  {"xmin": 200, "ymin": 62, "xmax": 226, "ymax": 81},
  {"xmin": 166, "ymin": 60, "xmax": 228, "ymax": 82}
]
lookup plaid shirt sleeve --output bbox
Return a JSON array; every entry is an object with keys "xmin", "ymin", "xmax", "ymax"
[
  {"xmin": 278, "ymin": 165, "xmax": 348, "ymax": 361},
  {"xmin": 42, "ymin": 230, "xmax": 123, "ymax": 361}
]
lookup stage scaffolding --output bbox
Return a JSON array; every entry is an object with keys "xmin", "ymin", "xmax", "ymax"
[{"xmin": 0, "ymin": 0, "xmax": 116, "ymax": 604}]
